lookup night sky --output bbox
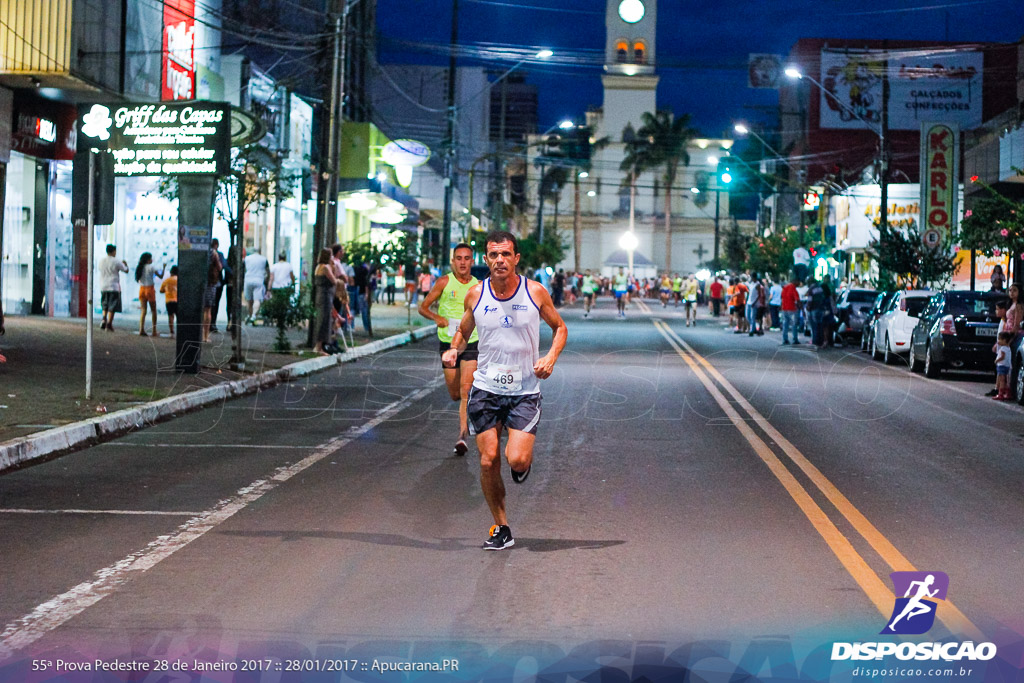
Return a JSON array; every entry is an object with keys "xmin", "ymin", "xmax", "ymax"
[{"xmin": 377, "ymin": 0, "xmax": 1024, "ymax": 142}]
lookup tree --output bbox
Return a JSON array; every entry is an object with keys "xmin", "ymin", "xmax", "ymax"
[
  {"xmin": 869, "ymin": 222, "xmax": 959, "ymax": 289},
  {"xmin": 960, "ymin": 175, "xmax": 1024, "ymax": 265},
  {"xmin": 155, "ymin": 142, "xmax": 297, "ymax": 362},
  {"xmin": 745, "ymin": 228, "xmax": 802, "ymax": 279},
  {"xmin": 345, "ymin": 230, "xmax": 417, "ymax": 271},
  {"xmin": 724, "ymin": 218, "xmax": 749, "ymax": 272},
  {"xmin": 518, "ymin": 231, "xmax": 567, "ymax": 273},
  {"xmin": 619, "ymin": 122, "xmax": 658, "ymax": 234},
  {"xmin": 635, "ymin": 110, "xmax": 696, "ymax": 272}
]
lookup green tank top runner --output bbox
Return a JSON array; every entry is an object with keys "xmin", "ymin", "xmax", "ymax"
[{"xmin": 437, "ymin": 273, "xmax": 479, "ymax": 343}]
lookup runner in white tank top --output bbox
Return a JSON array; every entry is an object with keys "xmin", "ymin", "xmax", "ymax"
[{"xmin": 442, "ymin": 231, "xmax": 567, "ymax": 551}]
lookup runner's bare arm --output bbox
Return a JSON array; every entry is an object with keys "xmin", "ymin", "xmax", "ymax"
[
  {"xmin": 528, "ymin": 280, "xmax": 567, "ymax": 379},
  {"xmin": 417, "ymin": 275, "xmax": 450, "ymax": 326},
  {"xmin": 441, "ymin": 284, "xmax": 482, "ymax": 368}
]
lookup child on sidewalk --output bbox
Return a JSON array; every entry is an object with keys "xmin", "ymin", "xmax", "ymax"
[
  {"xmin": 160, "ymin": 266, "xmax": 178, "ymax": 338},
  {"xmin": 986, "ymin": 300, "xmax": 1008, "ymax": 396},
  {"xmin": 994, "ymin": 331, "xmax": 1014, "ymax": 400}
]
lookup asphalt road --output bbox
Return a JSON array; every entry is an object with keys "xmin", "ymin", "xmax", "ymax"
[{"xmin": 1, "ymin": 296, "xmax": 1022, "ymax": 682}]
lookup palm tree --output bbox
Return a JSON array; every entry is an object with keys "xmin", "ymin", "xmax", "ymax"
[{"xmin": 636, "ymin": 110, "xmax": 696, "ymax": 272}]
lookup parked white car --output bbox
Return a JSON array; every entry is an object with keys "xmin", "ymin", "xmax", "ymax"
[{"xmin": 871, "ymin": 290, "xmax": 932, "ymax": 364}]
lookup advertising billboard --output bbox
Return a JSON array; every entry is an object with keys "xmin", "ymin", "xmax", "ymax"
[
  {"xmin": 819, "ymin": 49, "xmax": 983, "ymax": 131},
  {"xmin": 162, "ymin": 0, "xmax": 196, "ymax": 101},
  {"xmin": 919, "ymin": 122, "xmax": 959, "ymax": 248}
]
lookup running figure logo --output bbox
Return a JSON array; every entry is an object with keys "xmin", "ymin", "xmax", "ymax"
[
  {"xmin": 881, "ymin": 571, "xmax": 949, "ymax": 635},
  {"xmin": 500, "ymin": 315, "xmax": 514, "ymax": 328}
]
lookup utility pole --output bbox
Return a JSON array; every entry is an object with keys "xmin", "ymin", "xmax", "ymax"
[
  {"xmin": 440, "ymin": 0, "xmax": 459, "ymax": 267},
  {"xmin": 878, "ymin": 55, "xmax": 891, "ymax": 266},
  {"xmin": 536, "ymin": 161, "xmax": 546, "ymax": 242},
  {"xmin": 573, "ymin": 170, "xmax": 581, "ymax": 273},
  {"xmin": 713, "ymin": 188, "xmax": 720, "ymax": 267},
  {"xmin": 308, "ymin": 0, "xmax": 345, "ymax": 347}
]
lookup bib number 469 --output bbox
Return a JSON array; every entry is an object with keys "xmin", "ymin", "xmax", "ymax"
[{"xmin": 492, "ymin": 373, "xmax": 515, "ymax": 386}]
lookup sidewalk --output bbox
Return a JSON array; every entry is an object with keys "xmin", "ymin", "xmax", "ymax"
[{"xmin": 0, "ymin": 300, "xmax": 430, "ymax": 442}]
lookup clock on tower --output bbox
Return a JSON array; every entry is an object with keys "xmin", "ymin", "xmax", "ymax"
[{"xmin": 618, "ymin": 0, "xmax": 644, "ymax": 23}]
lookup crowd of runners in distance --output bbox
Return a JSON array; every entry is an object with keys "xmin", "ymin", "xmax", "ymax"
[{"xmin": 539, "ymin": 267, "xmax": 864, "ymax": 348}]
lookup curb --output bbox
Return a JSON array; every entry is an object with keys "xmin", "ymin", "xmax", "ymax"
[{"xmin": 0, "ymin": 326, "xmax": 437, "ymax": 473}]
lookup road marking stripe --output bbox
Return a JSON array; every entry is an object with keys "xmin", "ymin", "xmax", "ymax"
[
  {"xmin": 0, "ymin": 509, "xmax": 202, "ymax": 516},
  {"xmin": 655, "ymin": 321, "xmax": 983, "ymax": 643},
  {"xmin": 102, "ymin": 443, "xmax": 317, "ymax": 449},
  {"xmin": 665, "ymin": 326, "xmax": 987, "ymax": 638},
  {"xmin": 0, "ymin": 382, "xmax": 440, "ymax": 661},
  {"xmin": 652, "ymin": 320, "xmax": 894, "ymax": 617}
]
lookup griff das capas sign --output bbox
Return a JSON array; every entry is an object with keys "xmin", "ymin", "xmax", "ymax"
[{"xmin": 80, "ymin": 101, "xmax": 231, "ymax": 176}]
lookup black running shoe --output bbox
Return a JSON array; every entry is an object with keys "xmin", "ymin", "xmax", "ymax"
[
  {"xmin": 482, "ymin": 524, "xmax": 514, "ymax": 550},
  {"xmin": 453, "ymin": 439, "xmax": 468, "ymax": 457},
  {"xmin": 510, "ymin": 464, "xmax": 531, "ymax": 484}
]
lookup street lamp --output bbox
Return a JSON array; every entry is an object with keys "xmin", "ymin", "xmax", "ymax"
[
  {"xmin": 619, "ymin": 229, "xmax": 638, "ymax": 276},
  {"xmin": 784, "ymin": 66, "xmax": 890, "ymax": 242}
]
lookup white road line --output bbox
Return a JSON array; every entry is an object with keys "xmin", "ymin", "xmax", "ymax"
[
  {"xmin": 0, "ymin": 509, "xmax": 202, "ymax": 516},
  {"xmin": 0, "ymin": 381, "xmax": 440, "ymax": 662},
  {"xmin": 101, "ymin": 443, "xmax": 317, "ymax": 450}
]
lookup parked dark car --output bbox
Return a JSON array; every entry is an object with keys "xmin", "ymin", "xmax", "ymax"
[
  {"xmin": 908, "ymin": 290, "xmax": 1004, "ymax": 377},
  {"xmin": 1013, "ymin": 336, "xmax": 1024, "ymax": 404},
  {"xmin": 860, "ymin": 291, "xmax": 895, "ymax": 352},
  {"xmin": 835, "ymin": 287, "xmax": 878, "ymax": 340}
]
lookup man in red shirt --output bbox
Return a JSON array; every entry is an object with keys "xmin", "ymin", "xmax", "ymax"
[
  {"xmin": 780, "ymin": 277, "xmax": 802, "ymax": 345},
  {"xmin": 709, "ymin": 277, "xmax": 725, "ymax": 317}
]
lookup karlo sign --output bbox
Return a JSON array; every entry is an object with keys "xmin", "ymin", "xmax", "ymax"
[{"xmin": 919, "ymin": 122, "xmax": 958, "ymax": 249}]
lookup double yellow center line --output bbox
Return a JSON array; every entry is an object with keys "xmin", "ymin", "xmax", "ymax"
[{"xmin": 650, "ymin": 316, "xmax": 983, "ymax": 641}]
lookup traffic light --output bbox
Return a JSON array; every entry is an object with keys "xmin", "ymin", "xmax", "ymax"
[
  {"xmin": 563, "ymin": 126, "xmax": 592, "ymax": 165},
  {"xmin": 717, "ymin": 157, "xmax": 734, "ymax": 186}
]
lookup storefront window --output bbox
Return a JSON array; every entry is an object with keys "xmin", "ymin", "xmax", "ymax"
[
  {"xmin": 47, "ymin": 160, "xmax": 73, "ymax": 317},
  {"xmin": 1, "ymin": 153, "xmax": 35, "ymax": 315}
]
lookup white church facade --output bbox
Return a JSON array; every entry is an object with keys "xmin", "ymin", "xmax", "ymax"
[{"xmin": 543, "ymin": 0, "xmax": 748, "ymax": 277}]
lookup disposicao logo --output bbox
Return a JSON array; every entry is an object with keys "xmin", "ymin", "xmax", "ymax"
[
  {"xmin": 82, "ymin": 104, "xmax": 112, "ymax": 140},
  {"xmin": 882, "ymin": 571, "xmax": 948, "ymax": 635},
  {"xmin": 831, "ymin": 571, "xmax": 998, "ymax": 663}
]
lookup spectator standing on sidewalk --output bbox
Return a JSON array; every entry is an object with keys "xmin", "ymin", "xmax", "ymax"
[
  {"xmin": 417, "ymin": 267, "xmax": 433, "ymax": 306},
  {"xmin": 552, "ymin": 269, "xmax": 566, "ymax": 307},
  {"xmin": 269, "ymin": 252, "xmax": 295, "ymax": 292},
  {"xmin": 993, "ymin": 331, "xmax": 1014, "ymax": 400},
  {"xmin": 990, "ymin": 264, "xmax": 1006, "ymax": 292},
  {"xmin": 242, "ymin": 248, "xmax": 269, "ymax": 323},
  {"xmin": 986, "ymin": 300, "xmax": 1009, "ymax": 396},
  {"xmin": 385, "ymin": 266, "xmax": 397, "ymax": 305},
  {"xmin": 160, "ymin": 266, "xmax": 178, "ymax": 337},
  {"xmin": 209, "ymin": 239, "xmax": 229, "ymax": 333},
  {"xmin": 805, "ymin": 278, "xmax": 828, "ymax": 347},
  {"xmin": 748, "ymin": 274, "xmax": 766, "ymax": 336},
  {"xmin": 768, "ymin": 278, "xmax": 783, "ymax": 329},
  {"xmin": 134, "ymin": 252, "xmax": 165, "ymax": 336},
  {"xmin": 354, "ymin": 260, "xmax": 373, "ymax": 336},
  {"xmin": 313, "ymin": 248, "xmax": 339, "ymax": 356},
  {"xmin": 709, "ymin": 276, "xmax": 724, "ymax": 317},
  {"xmin": 781, "ymin": 277, "xmax": 801, "ymax": 344},
  {"xmin": 98, "ymin": 244, "xmax": 129, "ymax": 332},
  {"xmin": 203, "ymin": 246, "xmax": 223, "ymax": 342}
]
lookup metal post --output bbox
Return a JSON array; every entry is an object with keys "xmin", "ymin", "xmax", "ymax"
[
  {"xmin": 440, "ymin": 0, "xmax": 459, "ymax": 267},
  {"xmin": 85, "ymin": 150, "xmax": 95, "ymax": 400},
  {"xmin": 713, "ymin": 188, "xmax": 720, "ymax": 268},
  {"xmin": 878, "ymin": 56, "xmax": 890, "ymax": 261},
  {"xmin": 536, "ymin": 161, "xmax": 545, "ymax": 242},
  {"xmin": 970, "ymin": 249, "xmax": 976, "ymax": 290},
  {"xmin": 573, "ymin": 170, "xmax": 581, "ymax": 273},
  {"xmin": 497, "ymin": 75, "xmax": 508, "ymax": 230}
]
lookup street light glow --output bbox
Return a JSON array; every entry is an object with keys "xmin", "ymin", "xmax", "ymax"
[
  {"xmin": 536, "ymin": 50, "xmax": 553, "ymax": 59},
  {"xmin": 587, "ymin": 190, "xmax": 596, "ymax": 197},
  {"xmin": 784, "ymin": 67, "xmax": 802, "ymax": 79},
  {"xmin": 579, "ymin": 171, "xmax": 589, "ymax": 178},
  {"xmin": 619, "ymin": 231, "xmax": 639, "ymax": 251},
  {"xmin": 690, "ymin": 187, "xmax": 701, "ymax": 194},
  {"xmin": 558, "ymin": 119, "xmax": 574, "ymax": 130},
  {"xmin": 707, "ymin": 155, "xmax": 719, "ymax": 165},
  {"xmin": 734, "ymin": 124, "xmax": 748, "ymax": 135}
]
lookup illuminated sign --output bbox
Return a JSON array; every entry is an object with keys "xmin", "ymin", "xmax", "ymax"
[
  {"xmin": 919, "ymin": 122, "xmax": 959, "ymax": 248},
  {"xmin": 162, "ymin": 0, "xmax": 196, "ymax": 101},
  {"xmin": 81, "ymin": 101, "xmax": 230, "ymax": 176},
  {"xmin": 381, "ymin": 139, "xmax": 431, "ymax": 168},
  {"xmin": 803, "ymin": 191, "xmax": 820, "ymax": 209},
  {"xmin": 34, "ymin": 117, "xmax": 57, "ymax": 143}
]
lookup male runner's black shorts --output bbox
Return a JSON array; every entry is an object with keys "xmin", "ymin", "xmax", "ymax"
[
  {"xmin": 467, "ymin": 389, "xmax": 542, "ymax": 435},
  {"xmin": 439, "ymin": 340, "xmax": 479, "ymax": 363}
]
